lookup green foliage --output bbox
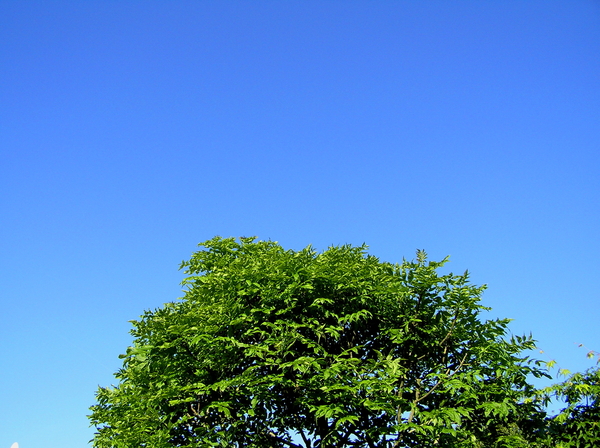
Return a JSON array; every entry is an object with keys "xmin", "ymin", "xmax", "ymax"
[
  {"xmin": 534, "ymin": 364, "xmax": 600, "ymax": 447},
  {"xmin": 90, "ymin": 237, "xmax": 554, "ymax": 447}
]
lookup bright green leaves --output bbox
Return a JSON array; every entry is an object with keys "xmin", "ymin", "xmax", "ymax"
[{"xmin": 90, "ymin": 238, "xmax": 555, "ymax": 448}]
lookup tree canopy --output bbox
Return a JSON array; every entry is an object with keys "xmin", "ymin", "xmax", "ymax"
[{"xmin": 89, "ymin": 237, "xmax": 597, "ymax": 447}]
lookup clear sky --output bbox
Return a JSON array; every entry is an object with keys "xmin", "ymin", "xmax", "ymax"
[{"xmin": 1, "ymin": 1, "xmax": 599, "ymax": 447}]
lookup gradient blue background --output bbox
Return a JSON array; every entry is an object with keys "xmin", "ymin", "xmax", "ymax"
[{"xmin": 1, "ymin": 2, "xmax": 599, "ymax": 447}]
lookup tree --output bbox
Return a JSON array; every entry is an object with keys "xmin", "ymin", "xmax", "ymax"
[
  {"xmin": 90, "ymin": 237, "xmax": 550, "ymax": 447},
  {"xmin": 534, "ymin": 355, "xmax": 600, "ymax": 448}
]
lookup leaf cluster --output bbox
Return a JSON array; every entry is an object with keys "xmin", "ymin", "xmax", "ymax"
[{"xmin": 533, "ymin": 364, "xmax": 600, "ymax": 447}]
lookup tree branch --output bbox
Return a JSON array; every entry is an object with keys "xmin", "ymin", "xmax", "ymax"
[
  {"xmin": 418, "ymin": 351, "xmax": 470, "ymax": 404},
  {"xmin": 298, "ymin": 428, "xmax": 312, "ymax": 448}
]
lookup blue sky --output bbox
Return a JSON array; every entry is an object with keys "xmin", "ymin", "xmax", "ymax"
[{"xmin": 1, "ymin": 1, "xmax": 599, "ymax": 447}]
